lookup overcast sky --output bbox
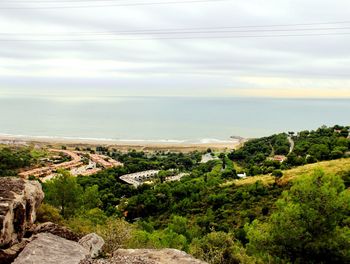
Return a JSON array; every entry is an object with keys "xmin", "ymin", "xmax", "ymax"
[{"xmin": 0, "ymin": 0, "xmax": 349, "ymax": 98}]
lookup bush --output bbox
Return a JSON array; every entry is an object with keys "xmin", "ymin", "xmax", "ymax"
[
  {"xmin": 246, "ymin": 170, "xmax": 350, "ymax": 263},
  {"xmin": 36, "ymin": 203, "xmax": 63, "ymax": 224},
  {"xmin": 98, "ymin": 218, "xmax": 135, "ymax": 254},
  {"xmin": 271, "ymin": 170, "xmax": 283, "ymax": 178},
  {"xmin": 189, "ymin": 232, "xmax": 255, "ymax": 264}
]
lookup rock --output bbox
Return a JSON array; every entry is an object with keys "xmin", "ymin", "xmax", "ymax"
[
  {"xmin": 0, "ymin": 177, "xmax": 44, "ymax": 248},
  {"xmin": 13, "ymin": 233, "xmax": 89, "ymax": 264},
  {"xmin": 80, "ymin": 248, "xmax": 207, "ymax": 264},
  {"xmin": 0, "ymin": 238, "xmax": 31, "ymax": 264},
  {"xmin": 79, "ymin": 233, "xmax": 104, "ymax": 258},
  {"xmin": 114, "ymin": 249, "xmax": 207, "ymax": 264},
  {"xmin": 80, "ymin": 254, "xmax": 155, "ymax": 264},
  {"xmin": 32, "ymin": 222, "xmax": 81, "ymax": 242}
]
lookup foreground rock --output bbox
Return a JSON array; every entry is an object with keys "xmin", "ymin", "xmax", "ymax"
[
  {"xmin": 13, "ymin": 233, "xmax": 89, "ymax": 264},
  {"xmin": 0, "ymin": 177, "xmax": 44, "ymax": 248},
  {"xmin": 0, "ymin": 239, "xmax": 32, "ymax": 264},
  {"xmin": 79, "ymin": 233, "xmax": 105, "ymax": 258},
  {"xmin": 32, "ymin": 222, "xmax": 81, "ymax": 242},
  {"xmin": 80, "ymin": 248, "xmax": 207, "ymax": 264}
]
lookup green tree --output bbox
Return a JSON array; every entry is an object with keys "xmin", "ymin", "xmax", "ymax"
[
  {"xmin": 308, "ymin": 143, "xmax": 329, "ymax": 160},
  {"xmin": 189, "ymin": 232, "xmax": 255, "ymax": 264},
  {"xmin": 246, "ymin": 169, "xmax": 350, "ymax": 263},
  {"xmin": 44, "ymin": 170, "xmax": 83, "ymax": 218},
  {"xmin": 80, "ymin": 185, "xmax": 102, "ymax": 210}
]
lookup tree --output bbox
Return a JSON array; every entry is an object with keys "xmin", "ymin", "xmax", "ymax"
[
  {"xmin": 271, "ymin": 169, "xmax": 283, "ymax": 178},
  {"xmin": 0, "ymin": 147, "xmax": 34, "ymax": 176},
  {"xmin": 189, "ymin": 232, "xmax": 254, "ymax": 264},
  {"xmin": 308, "ymin": 144, "xmax": 330, "ymax": 160},
  {"xmin": 219, "ymin": 153, "xmax": 226, "ymax": 169},
  {"xmin": 44, "ymin": 170, "xmax": 83, "ymax": 218},
  {"xmin": 246, "ymin": 170, "xmax": 350, "ymax": 263},
  {"xmin": 80, "ymin": 185, "xmax": 102, "ymax": 210}
]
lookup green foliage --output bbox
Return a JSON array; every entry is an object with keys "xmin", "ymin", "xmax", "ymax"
[
  {"xmin": 289, "ymin": 125, "xmax": 349, "ymax": 165},
  {"xmin": 0, "ymin": 147, "xmax": 36, "ymax": 176},
  {"xmin": 65, "ymin": 208, "xmax": 108, "ymax": 235},
  {"xmin": 229, "ymin": 125, "xmax": 349, "ymax": 176},
  {"xmin": 97, "ymin": 218, "xmax": 135, "ymax": 254},
  {"xmin": 271, "ymin": 170, "xmax": 283, "ymax": 178},
  {"xmin": 246, "ymin": 169, "xmax": 350, "ymax": 263},
  {"xmin": 36, "ymin": 203, "xmax": 63, "ymax": 224},
  {"xmin": 80, "ymin": 185, "xmax": 102, "ymax": 211},
  {"xmin": 130, "ymin": 229, "xmax": 188, "ymax": 251},
  {"xmin": 229, "ymin": 133, "xmax": 289, "ymax": 176},
  {"xmin": 31, "ymin": 130, "xmax": 349, "ymax": 263},
  {"xmin": 43, "ymin": 170, "xmax": 83, "ymax": 218},
  {"xmin": 189, "ymin": 232, "xmax": 255, "ymax": 264}
]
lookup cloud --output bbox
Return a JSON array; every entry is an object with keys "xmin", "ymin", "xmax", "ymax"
[{"xmin": 0, "ymin": 0, "xmax": 349, "ymax": 97}]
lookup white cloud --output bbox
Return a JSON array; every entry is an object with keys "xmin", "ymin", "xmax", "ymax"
[{"xmin": 0, "ymin": 0, "xmax": 349, "ymax": 97}]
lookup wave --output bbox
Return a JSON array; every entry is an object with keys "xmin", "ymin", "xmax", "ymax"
[
  {"xmin": 198, "ymin": 138, "xmax": 239, "ymax": 144},
  {"xmin": 0, "ymin": 133, "xmax": 239, "ymax": 145}
]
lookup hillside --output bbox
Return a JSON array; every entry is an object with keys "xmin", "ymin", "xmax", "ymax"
[
  {"xmin": 0, "ymin": 125, "xmax": 349, "ymax": 263},
  {"xmin": 228, "ymin": 157, "xmax": 350, "ymax": 186}
]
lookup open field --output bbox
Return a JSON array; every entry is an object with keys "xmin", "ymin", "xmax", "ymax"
[
  {"xmin": 279, "ymin": 157, "xmax": 350, "ymax": 184},
  {"xmin": 223, "ymin": 157, "xmax": 350, "ymax": 187}
]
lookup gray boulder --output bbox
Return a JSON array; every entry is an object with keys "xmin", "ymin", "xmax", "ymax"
[
  {"xmin": 80, "ymin": 248, "xmax": 208, "ymax": 264},
  {"xmin": 32, "ymin": 222, "xmax": 81, "ymax": 241},
  {"xmin": 79, "ymin": 233, "xmax": 104, "ymax": 258},
  {"xmin": 13, "ymin": 233, "xmax": 89, "ymax": 264}
]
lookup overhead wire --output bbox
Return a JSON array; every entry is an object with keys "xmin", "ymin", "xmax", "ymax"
[
  {"xmin": 0, "ymin": 26, "xmax": 350, "ymax": 36},
  {"xmin": 0, "ymin": 20, "xmax": 350, "ymax": 41},
  {"xmin": 0, "ymin": 0, "xmax": 230, "ymax": 9},
  {"xmin": 0, "ymin": 32, "xmax": 349, "ymax": 41}
]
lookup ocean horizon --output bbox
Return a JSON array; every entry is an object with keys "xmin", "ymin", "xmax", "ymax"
[{"xmin": 0, "ymin": 96, "xmax": 349, "ymax": 142}]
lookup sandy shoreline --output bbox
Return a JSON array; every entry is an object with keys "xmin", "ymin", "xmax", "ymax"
[{"xmin": 0, "ymin": 135, "xmax": 244, "ymax": 152}]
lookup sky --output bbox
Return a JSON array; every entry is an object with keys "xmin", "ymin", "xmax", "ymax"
[{"xmin": 0, "ymin": 0, "xmax": 350, "ymax": 98}]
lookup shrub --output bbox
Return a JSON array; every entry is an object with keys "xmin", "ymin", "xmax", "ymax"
[
  {"xmin": 36, "ymin": 203, "xmax": 63, "ymax": 224},
  {"xmin": 271, "ymin": 170, "xmax": 283, "ymax": 178},
  {"xmin": 189, "ymin": 232, "xmax": 255, "ymax": 264}
]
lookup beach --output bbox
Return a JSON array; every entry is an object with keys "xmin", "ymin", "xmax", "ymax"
[{"xmin": 0, "ymin": 134, "xmax": 243, "ymax": 152}]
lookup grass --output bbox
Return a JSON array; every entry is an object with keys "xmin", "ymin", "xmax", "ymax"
[
  {"xmin": 30, "ymin": 148, "xmax": 49, "ymax": 160},
  {"xmin": 223, "ymin": 158, "xmax": 350, "ymax": 187},
  {"xmin": 279, "ymin": 158, "xmax": 350, "ymax": 184}
]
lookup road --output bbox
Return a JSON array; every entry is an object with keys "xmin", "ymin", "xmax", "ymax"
[{"xmin": 288, "ymin": 136, "xmax": 295, "ymax": 154}]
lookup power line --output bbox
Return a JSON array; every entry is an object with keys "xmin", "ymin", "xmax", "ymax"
[
  {"xmin": 1, "ymin": 26, "xmax": 350, "ymax": 36},
  {"xmin": 1, "ymin": 19, "xmax": 350, "ymax": 36},
  {"xmin": 5, "ymin": 0, "xmax": 153, "ymax": 2},
  {"xmin": 0, "ymin": 32, "xmax": 349, "ymax": 41},
  {"xmin": 0, "ymin": 0, "xmax": 229, "ymax": 9}
]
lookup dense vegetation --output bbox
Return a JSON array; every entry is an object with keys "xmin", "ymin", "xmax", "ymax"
[
  {"xmin": 229, "ymin": 125, "xmax": 349, "ymax": 175},
  {"xmin": 0, "ymin": 146, "xmax": 40, "ymax": 176},
  {"xmin": 2, "ymin": 125, "xmax": 350, "ymax": 263},
  {"xmin": 40, "ymin": 160, "xmax": 350, "ymax": 263},
  {"xmin": 228, "ymin": 133, "xmax": 290, "ymax": 175},
  {"xmin": 290, "ymin": 125, "xmax": 349, "ymax": 164}
]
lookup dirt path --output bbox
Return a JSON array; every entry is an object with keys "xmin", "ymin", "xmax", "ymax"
[{"xmin": 288, "ymin": 136, "xmax": 295, "ymax": 154}]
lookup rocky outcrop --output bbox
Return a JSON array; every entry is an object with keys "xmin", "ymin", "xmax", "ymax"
[
  {"xmin": 0, "ymin": 238, "xmax": 32, "ymax": 264},
  {"xmin": 0, "ymin": 177, "xmax": 44, "ymax": 248},
  {"xmin": 13, "ymin": 233, "xmax": 89, "ymax": 264},
  {"xmin": 79, "ymin": 233, "xmax": 105, "ymax": 258},
  {"xmin": 32, "ymin": 222, "xmax": 81, "ymax": 242},
  {"xmin": 80, "ymin": 248, "xmax": 208, "ymax": 264}
]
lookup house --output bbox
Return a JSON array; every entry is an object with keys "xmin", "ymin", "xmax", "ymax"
[
  {"xmin": 237, "ymin": 172, "xmax": 247, "ymax": 178},
  {"xmin": 271, "ymin": 155, "xmax": 286, "ymax": 163}
]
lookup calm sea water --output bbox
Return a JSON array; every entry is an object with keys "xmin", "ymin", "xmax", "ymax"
[{"xmin": 0, "ymin": 96, "xmax": 349, "ymax": 143}]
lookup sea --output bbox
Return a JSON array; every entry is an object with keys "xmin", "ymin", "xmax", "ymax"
[{"xmin": 0, "ymin": 96, "xmax": 349, "ymax": 143}]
